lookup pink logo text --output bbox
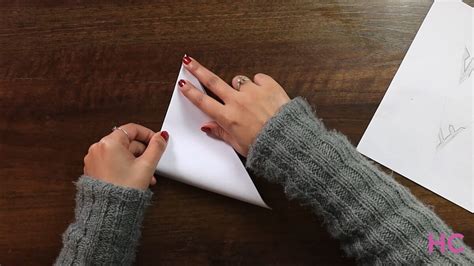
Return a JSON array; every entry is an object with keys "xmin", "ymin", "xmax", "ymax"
[{"xmin": 428, "ymin": 233, "xmax": 464, "ymax": 254}]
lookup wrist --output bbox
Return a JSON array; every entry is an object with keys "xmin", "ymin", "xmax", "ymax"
[
  {"xmin": 246, "ymin": 97, "xmax": 326, "ymax": 181},
  {"xmin": 74, "ymin": 176, "xmax": 153, "ymax": 227}
]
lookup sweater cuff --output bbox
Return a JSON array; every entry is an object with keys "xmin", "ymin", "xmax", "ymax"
[
  {"xmin": 246, "ymin": 97, "xmax": 326, "ymax": 181},
  {"xmin": 56, "ymin": 176, "xmax": 152, "ymax": 265},
  {"xmin": 74, "ymin": 175, "xmax": 153, "ymax": 243},
  {"xmin": 76, "ymin": 175, "xmax": 153, "ymax": 207}
]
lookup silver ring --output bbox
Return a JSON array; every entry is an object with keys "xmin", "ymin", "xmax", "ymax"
[
  {"xmin": 236, "ymin": 76, "xmax": 250, "ymax": 91},
  {"xmin": 112, "ymin": 126, "xmax": 130, "ymax": 141}
]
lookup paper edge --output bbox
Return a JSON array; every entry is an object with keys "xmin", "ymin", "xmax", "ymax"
[
  {"xmin": 357, "ymin": 1, "xmax": 474, "ymax": 214},
  {"xmin": 156, "ymin": 64, "xmax": 270, "ymax": 209}
]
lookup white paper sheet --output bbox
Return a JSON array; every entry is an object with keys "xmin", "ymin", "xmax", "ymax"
[
  {"xmin": 357, "ymin": 0, "xmax": 473, "ymax": 212},
  {"xmin": 156, "ymin": 65, "xmax": 269, "ymax": 208}
]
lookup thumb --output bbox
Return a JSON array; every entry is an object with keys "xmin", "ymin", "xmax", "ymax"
[
  {"xmin": 201, "ymin": 121, "xmax": 235, "ymax": 145},
  {"xmin": 138, "ymin": 131, "xmax": 168, "ymax": 168}
]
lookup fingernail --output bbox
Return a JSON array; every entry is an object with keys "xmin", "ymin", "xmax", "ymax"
[
  {"xmin": 178, "ymin": 79, "xmax": 186, "ymax": 87},
  {"xmin": 160, "ymin": 131, "xmax": 169, "ymax": 141},
  {"xmin": 201, "ymin": 126, "xmax": 211, "ymax": 133},
  {"xmin": 182, "ymin": 54, "xmax": 192, "ymax": 65}
]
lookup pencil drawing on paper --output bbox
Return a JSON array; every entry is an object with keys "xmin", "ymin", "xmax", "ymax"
[
  {"xmin": 460, "ymin": 46, "xmax": 473, "ymax": 83},
  {"xmin": 437, "ymin": 46, "xmax": 472, "ymax": 149},
  {"xmin": 437, "ymin": 124, "xmax": 466, "ymax": 149}
]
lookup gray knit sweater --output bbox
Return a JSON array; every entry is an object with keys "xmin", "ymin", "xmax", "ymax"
[
  {"xmin": 56, "ymin": 97, "xmax": 474, "ymax": 265},
  {"xmin": 55, "ymin": 177, "xmax": 152, "ymax": 265}
]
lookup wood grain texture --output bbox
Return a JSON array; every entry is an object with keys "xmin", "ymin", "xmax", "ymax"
[{"xmin": 1, "ymin": 1, "xmax": 473, "ymax": 265}]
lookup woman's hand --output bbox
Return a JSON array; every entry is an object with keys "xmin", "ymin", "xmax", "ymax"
[
  {"xmin": 179, "ymin": 55, "xmax": 290, "ymax": 156},
  {"xmin": 83, "ymin": 123, "xmax": 169, "ymax": 190}
]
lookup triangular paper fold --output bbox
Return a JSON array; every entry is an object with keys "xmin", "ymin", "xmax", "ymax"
[{"xmin": 156, "ymin": 65, "xmax": 269, "ymax": 208}]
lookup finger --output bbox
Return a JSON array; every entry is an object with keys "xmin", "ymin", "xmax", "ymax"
[
  {"xmin": 201, "ymin": 122, "xmax": 247, "ymax": 156},
  {"xmin": 106, "ymin": 127, "xmax": 131, "ymax": 146},
  {"xmin": 179, "ymin": 80, "xmax": 226, "ymax": 121},
  {"xmin": 201, "ymin": 121, "xmax": 235, "ymax": 145},
  {"xmin": 83, "ymin": 155, "xmax": 89, "ymax": 175},
  {"xmin": 138, "ymin": 131, "xmax": 168, "ymax": 168},
  {"xmin": 231, "ymin": 75, "xmax": 254, "ymax": 91},
  {"xmin": 182, "ymin": 55, "xmax": 236, "ymax": 101},
  {"xmin": 129, "ymin": 140, "xmax": 147, "ymax": 157},
  {"xmin": 108, "ymin": 123, "xmax": 156, "ymax": 146},
  {"xmin": 252, "ymin": 73, "xmax": 274, "ymax": 86},
  {"xmin": 88, "ymin": 143, "xmax": 98, "ymax": 154}
]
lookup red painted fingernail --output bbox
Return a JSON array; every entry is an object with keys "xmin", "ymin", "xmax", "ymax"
[
  {"xmin": 201, "ymin": 126, "xmax": 211, "ymax": 133},
  {"xmin": 182, "ymin": 54, "xmax": 192, "ymax": 65},
  {"xmin": 178, "ymin": 79, "xmax": 186, "ymax": 87},
  {"xmin": 160, "ymin": 131, "xmax": 169, "ymax": 141}
]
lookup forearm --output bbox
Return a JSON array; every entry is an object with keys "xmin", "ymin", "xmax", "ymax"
[
  {"xmin": 56, "ymin": 176, "xmax": 152, "ymax": 266},
  {"xmin": 246, "ymin": 97, "xmax": 474, "ymax": 265}
]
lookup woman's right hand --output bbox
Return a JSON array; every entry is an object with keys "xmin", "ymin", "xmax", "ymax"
[{"xmin": 178, "ymin": 55, "xmax": 290, "ymax": 156}]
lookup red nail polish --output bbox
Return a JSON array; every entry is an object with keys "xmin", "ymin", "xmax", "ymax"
[
  {"xmin": 201, "ymin": 126, "xmax": 211, "ymax": 133},
  {"xmin": 182, "ymin": 54, "xmax": 192, "ymax": 65},
  {"xmin": 160, "ymin": 131, "xmax": 169, "ymax": 141},
  {"xmin": 178, "ymin": 79, "xmax": 186, "ymax": 87}
]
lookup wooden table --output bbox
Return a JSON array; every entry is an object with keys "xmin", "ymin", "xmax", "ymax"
[{"xmin": 1, "ymin": 1, "xmax": 473, "ymax": 265}]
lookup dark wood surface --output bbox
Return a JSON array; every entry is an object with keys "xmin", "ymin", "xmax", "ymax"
[{"xmin": 1, "ymin": 1, "xmax": 473, "ymax": 265}]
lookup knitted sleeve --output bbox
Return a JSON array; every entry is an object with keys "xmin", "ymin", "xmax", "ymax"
[
  {"xmin": 246, "ymin": 97, "xmax": 474, "ymax": 265},
  {"xmin": 55, "ymin": 176, "xmax": 152, "ymax": 266}
]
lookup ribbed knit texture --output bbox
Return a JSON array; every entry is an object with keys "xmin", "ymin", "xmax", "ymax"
[
  {"xmin": 55, "ymin": 176, "xmax": 152, "ymax": 266},
  {"xmin": 246, "ymin": 97, "xmax": 474, "ymax": 265},
  {"xmin": 56, "ymin": 98, "xmax": 473, "ymax": 265}
]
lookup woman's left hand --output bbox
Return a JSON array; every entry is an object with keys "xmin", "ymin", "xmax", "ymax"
[{"xmin": 83, "ymin": 123, "xmax": 169, "ymax": 190}]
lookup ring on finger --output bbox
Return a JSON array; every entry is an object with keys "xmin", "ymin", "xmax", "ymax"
[
  {"xmin": 236, "ymin": 76, "xmax": 250, "ymax": 91},
  {"xmin": 112, "ymin": 126, "xmax": 130, "ymax": 142}
]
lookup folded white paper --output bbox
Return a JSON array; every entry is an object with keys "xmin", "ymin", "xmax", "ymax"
[
  {"xmin": 357, "ymin": 0, "xmax": 473, "ymax": 212},
  {"xmin": 156, "ymin": 65, "xmax": 269, "ymax": 208}
]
